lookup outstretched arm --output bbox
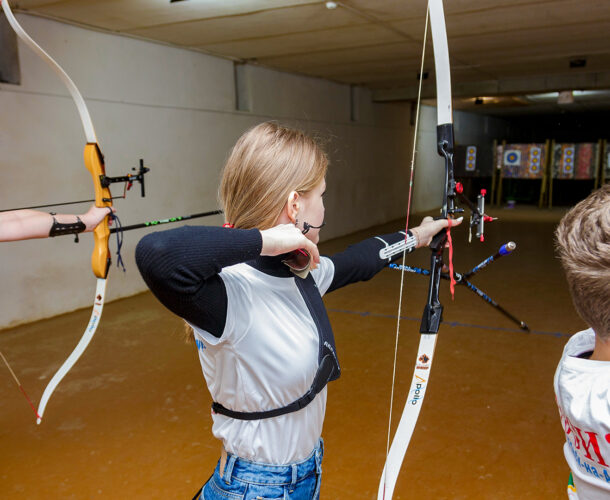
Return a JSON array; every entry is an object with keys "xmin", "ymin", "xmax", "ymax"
[
  {"xmin": 0, "ymin": 205, "xmax": 113, "ymax": 242},
  {"xmin": 327, "ymin": 217, "xmax": 461, "ymax": 293}
]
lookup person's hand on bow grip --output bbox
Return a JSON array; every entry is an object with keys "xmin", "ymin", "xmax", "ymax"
[
  {"xmin": 260, "ymin": 224, "xmax": 320, "ymax": 270},
  {"xmin": 81, "ymin": 204, "xmax": 116, "ymax": 231},
  {"xmin": 410, "ymin": 216, "xmax": 463, "ymax": 248}
]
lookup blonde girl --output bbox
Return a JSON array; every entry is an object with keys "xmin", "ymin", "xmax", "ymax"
[{"xmin": 136, "ymin": 122, "xmax": 458, "ymax": 499}]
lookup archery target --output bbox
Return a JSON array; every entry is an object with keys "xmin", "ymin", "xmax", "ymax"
[
  {"xmin": 465, "ymin": 146, "xmax": 477, "ymax": 171},
  {"xmin": 529, "ymin": 147, "xmax": 542, "ymax": 175},
  {"xmin": 504, "ymin": 149, "xmax": 521, "ymax": 167},
  {"xmin": 562, "ymin": 146, "xmax": 575, "ymax": 176}
]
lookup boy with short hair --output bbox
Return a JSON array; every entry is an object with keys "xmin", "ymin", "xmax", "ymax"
[{"xmin": 554, "ymin": 184, "xmax": 610, "ymax": 499}]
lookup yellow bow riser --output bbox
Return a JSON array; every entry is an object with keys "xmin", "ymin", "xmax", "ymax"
[{"xmin": 84, "ymin": 143, "xmax": 112, "ymax": 279}]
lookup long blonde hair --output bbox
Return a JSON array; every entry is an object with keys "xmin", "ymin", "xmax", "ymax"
[{"xmin": 220, "ymin": 122, "xmax": 328, "ymax": 229}]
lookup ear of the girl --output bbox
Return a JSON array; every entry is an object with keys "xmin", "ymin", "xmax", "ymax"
[{"xmin": 285, "ymin": 191, "xmax": 300, "ymax": 224}]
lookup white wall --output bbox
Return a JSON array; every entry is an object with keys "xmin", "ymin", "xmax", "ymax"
[
  {"xmin": 412, "ymin": 105, "xmax": 510, "ymax": 212},
  {"xmin": 0, "ymin": 14, "xmax": 413, "ymax": 328}
]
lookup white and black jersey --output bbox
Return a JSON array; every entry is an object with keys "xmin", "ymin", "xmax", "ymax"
[
  {"xmin": 136, "ymin": 226, "xmax": 416, "ymax": 464},
  {"xmin": 554, "ymin": 328, "xmax": 610, "ymax": 500}
]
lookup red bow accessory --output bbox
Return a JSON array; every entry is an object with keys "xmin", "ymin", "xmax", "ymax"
[{"xmin": 447, "ymin": 218, "xmax": 456, "ymax": 299}]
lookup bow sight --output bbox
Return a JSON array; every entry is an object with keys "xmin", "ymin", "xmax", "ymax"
[
  {"xmin": 455, "ymin": 184, "xmax": 496, "ymax": 243},
  {"xmin": 0, "ymin": 159, "xmax": 151, "ymax": 213},
  {"xmin": 99, "ymin": 159, "xmax": 150, "ymax": 201}
]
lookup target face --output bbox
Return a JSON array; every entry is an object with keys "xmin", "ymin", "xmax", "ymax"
[
  {"xmin": 466, "ymin": 146, "xmax": 477, "ymax": 171},
  {"xmin": 529, "ymin": 147, "xmax": 542, "ymax": 175},
  {"xmin": 562, "ymin": 146, "xmax": 575, "ymax": 176},
  {"xmin": 504, "ymin": 150, "xmax": 521, "ymax": 166}
]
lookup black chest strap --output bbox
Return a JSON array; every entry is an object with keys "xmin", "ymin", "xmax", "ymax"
[
  {"xmin": 212, "ymin": 354, "xmax": 336, "ymax": 420},
  {"xmin": 211, "ymin": 269, "xmax": 340, "ymax": 421}
]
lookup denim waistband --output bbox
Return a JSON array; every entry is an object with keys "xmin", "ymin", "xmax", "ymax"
[{"xmin": 220, "ymin": 438, "xmax": 324, "ymax": 487}]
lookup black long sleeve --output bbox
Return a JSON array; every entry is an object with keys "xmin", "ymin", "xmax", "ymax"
[
  {"xmin": 327, "ymin": 231, "xmax": 415, "ymax": 292},
  {"xmin": 136, "ymin": 226, "xmax": 414, "ymax": 336},
  {"xmin": 135, "ymin": 226, "xmax": 262, "ymax": 336}
]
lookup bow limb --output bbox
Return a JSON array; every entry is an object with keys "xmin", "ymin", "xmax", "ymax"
[
  {"xmin": 1, "ymin": 0, "xmax": 112, "ymax": 423},
  {"xmin": 429, "ymin": 0, "xmax": 452, "ymax": 131},
  {"xmin": 377, "ymin": 1, "xmax": 453, "ymax": 498},
  {"xmin": 36, "ymin": 146, "xmax": 111, "ymax": 424},
  {"xmin": 377, "ymin": 334, "xmax": 437, "ymax": 500},
  {"xmin": 0, "ymin": 1, "xmax": 97, "ymax": 143}
]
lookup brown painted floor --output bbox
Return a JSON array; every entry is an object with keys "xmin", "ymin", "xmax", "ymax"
[{"xmin": 0, "ymin": 206, "xmax": 585, "ymax": 499}]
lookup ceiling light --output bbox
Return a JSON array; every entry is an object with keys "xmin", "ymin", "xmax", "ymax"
[
  {"xmin": 326, "ymin": 2, "xmax": 338, "ymax": 9},
  {"xmin": 525, "ymin": 92, "xmax": 559, "ymax": 102},
  {"xmin": 525, "ymin": 90, "xmax": 610, "ymax": 103}
]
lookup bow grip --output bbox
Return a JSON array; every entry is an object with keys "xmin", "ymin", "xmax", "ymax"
[
  {"xmin": 429, "ymin": 216, "xmax": 448, "ymax": 252},
  {"xmin": 84, "ymin": 144, "xmax": 112, "ymax": 279}
]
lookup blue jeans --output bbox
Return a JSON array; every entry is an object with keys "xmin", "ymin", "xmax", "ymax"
[{"xmin": 199, "ymin": 439, "xmax": 324, "ymax": 500}]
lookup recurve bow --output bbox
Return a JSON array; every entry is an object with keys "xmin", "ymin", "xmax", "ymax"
[{"xmin": 3, "ymin": 0, "xmax": 114, "ymax": 424}]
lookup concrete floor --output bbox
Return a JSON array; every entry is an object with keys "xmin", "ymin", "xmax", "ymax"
[{"xmin": 0, "ymin": 205, "xmax": 585, "ymax": 499}]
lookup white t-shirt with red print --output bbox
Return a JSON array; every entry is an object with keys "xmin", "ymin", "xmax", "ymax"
[{"xmin": 554, "ymin": 328, "xmax": 610, "ymax": 499}]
